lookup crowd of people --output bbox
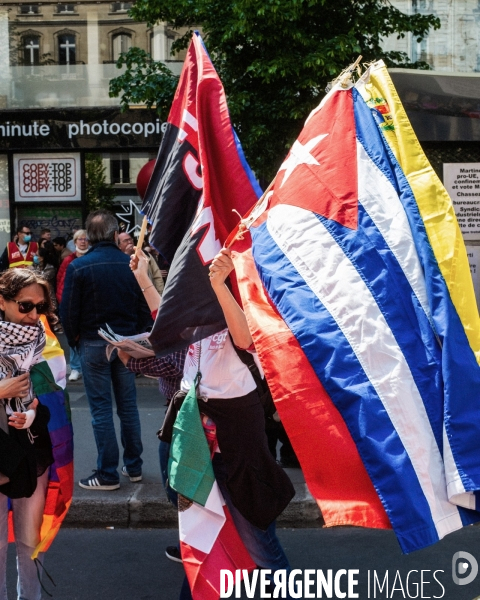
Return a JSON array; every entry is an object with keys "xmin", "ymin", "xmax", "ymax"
[{"xmin": 0, "ymin": 210, "xmax": 298, "ymax": 599}]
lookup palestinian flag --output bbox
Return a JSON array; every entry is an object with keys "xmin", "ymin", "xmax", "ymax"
[{"xmin": 168, "ymin": 385, "xmax": 255, "ymax": 599}]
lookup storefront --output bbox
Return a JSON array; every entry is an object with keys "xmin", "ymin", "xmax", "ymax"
[{"xmin": 0, "ymin": 106, "xmax": 163, "ymax": 248}]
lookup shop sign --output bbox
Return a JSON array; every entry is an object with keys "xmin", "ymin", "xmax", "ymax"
[
  {"xmin": 444, "ymin": 163, "xmax": 480, "ymax": 240},
  {"xmin": 0, "ymin": 107, "xmax": 163, "ymax": 150},
  {"xmin": 14, "ymin": 152, "xmax": 81, "ymax": 202}
]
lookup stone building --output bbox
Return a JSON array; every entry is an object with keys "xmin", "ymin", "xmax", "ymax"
[{"xmin": 0, "ymin": 1, "xmax": 187, "ymax": 247}]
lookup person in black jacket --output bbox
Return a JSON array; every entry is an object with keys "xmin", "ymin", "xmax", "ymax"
[
  {"xmin": 0, "ymin": 268, "xmax": 54, "ymax": 600},
  {"xmin": 60, "ymin": 210, "xmax": 152, "ymax": 491}
]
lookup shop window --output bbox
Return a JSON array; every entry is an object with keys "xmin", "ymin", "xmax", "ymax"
[
  {"xmin": 58, "ymin": 34, "xmax": 76, "ymax": 65},
  {"xmin": 19, "ymin": 5, "xmax": 39, "ymax": 14},
  {"xmin": 111, "ymin": 157, "xmax": 130, "ymax": 184},
  {"xmin": 112, "ymin": 33, "xmax": 132, "ymax": 61},
  {"xmin": 23, "ymin": 35, "xmax": 40, "ymax": 66},
  {"xmin": 112, "ymin": 3, "xmax": 132, "ymax": 12}
]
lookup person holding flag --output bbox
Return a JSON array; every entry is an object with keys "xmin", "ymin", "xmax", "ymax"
[{"xmin": 120, "ymin": 247, "xmax": 294, "ymax": 599}]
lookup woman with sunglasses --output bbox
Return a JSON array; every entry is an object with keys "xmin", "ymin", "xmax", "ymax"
[{"xmin": 0, "ymin": 268, "xmax": 55, "ymax": 600}]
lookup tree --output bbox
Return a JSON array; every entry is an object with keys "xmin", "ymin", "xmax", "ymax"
[
  {"xmin": 84, "ymin": 153, "xmax": 116, "ymax": 212},
  {"xmin": 110, "ymin": 0, "xmax": 439, "ymax": 181}
]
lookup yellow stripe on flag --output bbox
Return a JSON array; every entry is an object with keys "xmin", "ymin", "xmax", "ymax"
[{"xmin": 357, "ymin": 60, "xmax": 480, "ymax": 364}]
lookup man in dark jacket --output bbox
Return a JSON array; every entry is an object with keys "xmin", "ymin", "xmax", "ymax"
[{"xmin": 60, "ymin": 210, "xmax": 152, "ymax": 490}]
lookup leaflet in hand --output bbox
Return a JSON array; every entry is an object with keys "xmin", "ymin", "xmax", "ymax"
[{"xmin": 98, "ymin": 324, "xmax": 154, "ymax": 359}]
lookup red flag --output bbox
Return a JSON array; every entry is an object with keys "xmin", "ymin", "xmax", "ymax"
[{"xmin": 143, "ymin": 32, "xmax": 261, "ymax": 356}]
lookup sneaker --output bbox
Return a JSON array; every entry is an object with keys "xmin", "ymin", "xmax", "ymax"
[
  {"xmin": 68, "ymin": 369, "xmax": 82, "ymax": 382},
  {"xmin": 165, "ymin": 546, "xmax": 182, "ymax": 563},
  {"xmin": 79, "ymin": 471, "xmax": 120, "ymax": 491},
  {"xmin": 121, "ymin": 466, "xmax": 142, "ymax": 482}
]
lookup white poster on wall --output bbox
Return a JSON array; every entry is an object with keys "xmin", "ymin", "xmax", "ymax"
[
  {"xmin": 443, "ymin": 163, "xmax": 480, "ymax": 241},
  {"xmin": 466, "ymin": 245, "xmax": 480, "ymax": 313},
  {"xmin": 14, "ymin": 153, "xmax": 81, "ymax": 202}
]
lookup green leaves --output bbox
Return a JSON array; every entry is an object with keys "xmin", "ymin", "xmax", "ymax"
[
  {"xmin": 109, "ymin": 0, "xmax": 439, "ymax": 180},
  {"xmin": 85, "ymin": 154, "xmax": 116, "ymax": 212},
  {"xmin": 109, "ymin": 47, "xmax": 179, "ymax": 118}
]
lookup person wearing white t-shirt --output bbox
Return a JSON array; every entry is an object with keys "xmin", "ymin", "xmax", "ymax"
[{"xmin": 125, "ymin": 247, "xmax": 294, "ymax": 599}]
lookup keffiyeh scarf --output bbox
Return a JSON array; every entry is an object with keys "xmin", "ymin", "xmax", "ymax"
[{"xmin": 0, "ymin": 320, "xmax": 46, "ymax": 412}]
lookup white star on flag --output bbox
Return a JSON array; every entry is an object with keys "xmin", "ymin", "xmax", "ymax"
[{"xmin": 279, "ymin": 134, "xmax": 328, "ymax": 187}]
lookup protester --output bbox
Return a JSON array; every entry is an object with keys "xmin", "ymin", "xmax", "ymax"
[
  {"xmin": 31, "ymin": 241, "xmax": 62, "ymax": 334},
  {"xmin": 31, "ymin": 242, "xmax": 59, "ymax": 307},
  {"xmin": 60, "ymin": 210, "xmax": 152, "ymax": 490},
  {"xmin": 66, "ymin": 227, "xmax": 80, "ymax": 253},
  {"xmin": 39, "ymin": 229, "xmax": 51, "ymax": 242},
  {"xmin": 52, "ymin": 237, "xmax": 72, "ymax": 263},
  {"xmin": 0, "ymin": 268, "xmax": 54, "ymax": 599},
  {"xmin": 0, "ymin": 226, "xmax": 38, "ymax": 271},
  {"xmin": 56, "ymin": 229, "xmax": 89, "ymax": 382},
  {"xmin": 116, "ymin": 245, "xmax": 185, "ymax": 562},
  {"xmin": 117, "ymin": 232, "xmax": 164, "ymax": 295},
  {"xmin": 122, "ymin": 248, "xmax": 294, "ymax": 597}
]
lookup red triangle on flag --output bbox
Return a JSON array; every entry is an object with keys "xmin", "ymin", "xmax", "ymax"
[{"xmin": 270, "ymin": 88, "xmax": 358, "ymax": 230}]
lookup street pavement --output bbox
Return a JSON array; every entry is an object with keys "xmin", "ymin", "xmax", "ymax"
[
  {"xmin": 6, "ymin": 527, "xmax": 480, "ymax": 599},
  {"xmin": 65, "ymin": 374, "xmax": 319, "ymax": 528}
]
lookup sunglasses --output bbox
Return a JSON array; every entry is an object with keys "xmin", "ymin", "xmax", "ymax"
[{"xmin": 9, "ymin": 299, "xmax": 49, "ymax": 314}]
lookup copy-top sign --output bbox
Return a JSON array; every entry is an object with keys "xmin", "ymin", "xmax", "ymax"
[{"xmin": 14, "ymin": 153, "xmax": 81, "ymax": 202}]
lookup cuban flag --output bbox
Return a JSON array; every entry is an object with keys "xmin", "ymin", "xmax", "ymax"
[{"xmin": 230, "ymin": 62, "xmax": 480, "ymax": 554}]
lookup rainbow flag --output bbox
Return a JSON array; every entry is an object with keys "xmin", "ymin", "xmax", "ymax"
[{"xmin": 7, "ymin": 317, "xmax": 74, "ymax": 558}]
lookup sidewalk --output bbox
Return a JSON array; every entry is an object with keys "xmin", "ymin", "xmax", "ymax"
[{"xmin": 64, "ymin": 375, "xmax": 323, "ymax": 528}]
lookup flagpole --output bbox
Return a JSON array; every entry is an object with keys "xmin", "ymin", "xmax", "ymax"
[
  {"xmin": 136, "ymin": 216, "xmax": 148, "ymax": 251},
  {"xmin": 226, "ymin": 178, "xmax": 275, "ymax": 249}
]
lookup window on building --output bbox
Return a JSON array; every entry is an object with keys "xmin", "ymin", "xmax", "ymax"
[
  {"xmin": 57, "ymin": 4, "xmax": 76, "ymax": 13},
  {"xmin": 111, "ymin": 157, "xmax": 130, "ymax": 184},
  {"xmin": 112, "ymin": 2, "xmax": 132, "ymax": 12},
  {"xmin": 58, "ymin": 34, "xmax": 76, "ymax": 65},
  {"xmin": 412, "ymin": 0, "xmax": 432, "ymax": 12},
  {"xmin": 413, "ymin": 37, "xmax": 428, "ymax": 63},
  {"xmin": 23, "ymin": 35, "xmax": 40, "ymax": 66},
  {"xmin": 112, "ymin": 33, "xmax": 132, "ymax": 61},
  {"xmin": 19, "ymin": 5, "xmax": 39, "ymax": 14}
]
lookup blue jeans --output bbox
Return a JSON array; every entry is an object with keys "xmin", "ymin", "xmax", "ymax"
[
  {"xmin": 69, "ymin": 345, "xmax": 82, "ymax": 373},
  {"xmin": 79, "ymin": 339, "xmax": 143, "ymax": 483},
  {"xmin": 0, "ymin": 471, "xmax": 49, "ymax": 600},
  {"xmin": 179, "ymin": 454, "xmax": 291, "ymax": 600}
]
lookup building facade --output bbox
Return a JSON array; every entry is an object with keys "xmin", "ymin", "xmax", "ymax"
[{"xmin": 0, "ymin": 0, "xmax": 187, "ymax": 248}]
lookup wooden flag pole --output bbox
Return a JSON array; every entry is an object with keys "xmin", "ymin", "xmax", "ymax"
[
  {"xmin": 226, "ymin": 178, "xmax": 276, "ymax": 249},
  {"xmin": 136, "ymin": 216, "xmax": 148, "ymax": 252}
]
